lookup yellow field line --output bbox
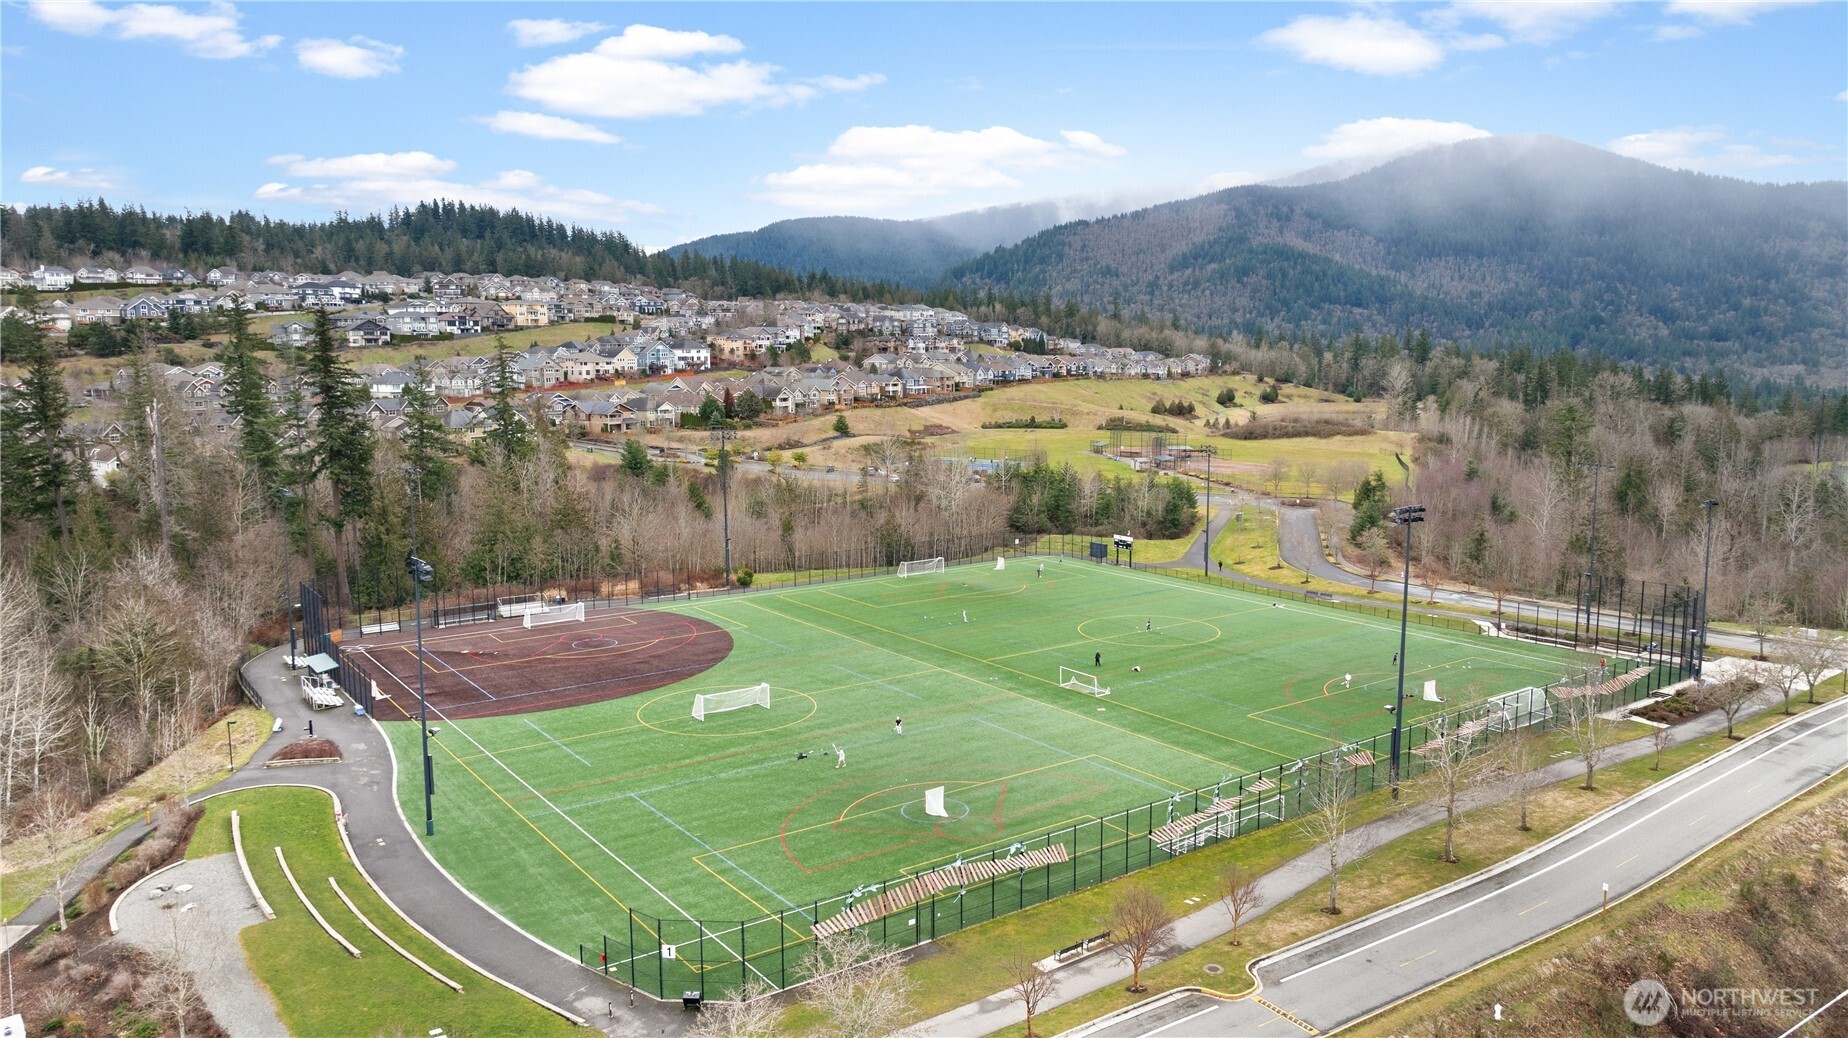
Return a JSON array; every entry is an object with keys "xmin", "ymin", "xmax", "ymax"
[{"xmin": 690, "ymin": 856, "xmax": 807, "ymax": 941}]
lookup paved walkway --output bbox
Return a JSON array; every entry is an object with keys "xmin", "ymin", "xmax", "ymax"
[
  {"xmin": 913, "ymin": 666, "xmax": 1826, "ymax": 1037},
  {"xmin": 212, "ymin": 647, "xmax": 686, "ymax": 1037}
]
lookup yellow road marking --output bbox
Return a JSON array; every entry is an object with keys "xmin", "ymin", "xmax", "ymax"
[
  {"xmin": 1398, "ymin": 949, "xmax": 1437, "ymax": 966},
  {"xmin": 1518, "ymin": 900, "xmax": 1547, "ymax": 916}
]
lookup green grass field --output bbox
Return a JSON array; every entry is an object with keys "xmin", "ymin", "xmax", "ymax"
[{"xmin": 380, "ymin": 560, "xmax": 1591, "ymax": 990}]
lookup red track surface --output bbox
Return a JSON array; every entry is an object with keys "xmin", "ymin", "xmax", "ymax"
[{"xmin": 348, "ymin": 607, "xmax": 732, "ymax": 720}]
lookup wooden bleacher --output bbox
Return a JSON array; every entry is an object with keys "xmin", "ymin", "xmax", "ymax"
[{"xmin": 813, "ymin": 844, "xmax": 1073, "ymax": 938}]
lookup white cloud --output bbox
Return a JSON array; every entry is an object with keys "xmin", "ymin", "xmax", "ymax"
[
  {"xmin": 20, "ymin": 165, "xmax": 116, "ymax": 189},
  {"xmin": 254, "ymin": 150, "xmax": 658, "ymax": 226},
  {"xmin": 1663, "ymin": 0, "xmax": 1818, "ymax": 24},
  {"xmin": 1061, "ymin": 130, "xmax": 1127, "ymax": 158},
  {"xmin": 507, "ymin": 23, "xmax": 879, "ymax": 119},
  {"xmin": 1259, "ymin": 13, "xmax": 1445, "ymax": 76},
  {"xmin": 1200, "ymin": 171, "xmax": 1264, "ymax": 192},
  {"xmin": 28, "ymin": 0, "xmax": 278, "ymax": 59},
  {"xmin": 296, "ymin": 35, "xmax": 403, "ymax": 78},
  {"xmin": 507, "ymin": 18, "xmax": 606, "ymax": 47},
  {"xmin": 1838, "ymin": 89, "xmax": 1848, "ymax": 102},
  {"xmin": 1304, "ymin": 117, "xmax": 1493, "ymax": 161},
  {"xmin": 1608, "ymin": 127, "xmax": 1805, "ymax": 172},
  {"xmin": 477, "ymin": 111, "xmax": 622, "ymax": 144},
  {"xmin": 758, "ymin": 124, "xmax": 1123, "ymax": 213},
  {"xmin": 1435, "ymin": 1, "xmax": 1618, "ymax": 43},
  {"xmin": 1652, "ymin": 23, "xmax": 1707, "ymax": 40}
]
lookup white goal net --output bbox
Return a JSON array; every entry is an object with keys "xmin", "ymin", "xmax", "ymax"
[
  {"xmin": 692, "ymin": 683, "xmax": 771, "ymax": 720},
  {"xmin": 523, "ymin": 601, "xmax": 586, "ymax": 628},
  {"xmin": 496, "ymin": 594, "xmax": 545, "ymax": 618},
  {"xmin": 1059, "ymin": 667, "xmax": 1110, "ymax": 697},
  {"xmin": 897, "ymin": 557, "xmax": 945, "ymax": 578},
  {"xmin": 924, "ymin": 786, "xmax": 948, "ymax": 818}
]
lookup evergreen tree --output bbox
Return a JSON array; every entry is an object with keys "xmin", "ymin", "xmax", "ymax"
[
  {"xmin": 218, "ymin": 297, "xmax": 285, "ymax": 491},
  {"xmin": 301, "ymin": 307, "xmax": 375, "ymax": 526},
  {"xmin": 483, "ymin": 337, "xmax": 534, "ymax": 464},
  {"xmin": 400, "ymin": 359, "xmax": 459, "ymax": 499},
  {"xmin": 619, "ymin": 437, "xmax": 651, "ymax": 479},
  {"xmin": 0, "ymin": 310, "xmax": 79, "ymax": 532}
]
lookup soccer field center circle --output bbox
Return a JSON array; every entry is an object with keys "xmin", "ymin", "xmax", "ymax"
[
  {"xmin": 633, "ymin": 684, "xmax": 818, "ymax": 736},
  {"xmin": 1077, "ymin": 613, "xmax": 1222, "ymax": 647}
]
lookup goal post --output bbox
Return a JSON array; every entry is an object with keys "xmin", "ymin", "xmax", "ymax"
[
  {"xmin": 692, "ymin": 683, "xmax": 771, "ymax": 720},
  {"xmin": 523, "ymin": 601, "xmax": 586, "ymax": 628},
  {"xmin": 496, "ymin": 594, "xmax": 545, "ymax": 619},
  {"xmin": 897, "ymin": 557, "xmax": 945, "ymax": 578},
  {"xmin": 923, "ymin": 786, "xmax": 948, "ymax": 818},
  {"xmin": 1059, "ymin": 666, "xmax": 1110, "ymax": 697}
]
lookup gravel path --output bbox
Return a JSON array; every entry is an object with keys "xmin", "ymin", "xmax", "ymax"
[{"xmin": 111, "ymin": 854, "xmax": 287, "ymax": 1038}]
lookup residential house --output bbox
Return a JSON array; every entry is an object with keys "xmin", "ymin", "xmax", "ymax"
[
  {"xmin": 206, "ymin": 267, "xmax": 240, "ymax": 285},
  {"xmin": 73, "ymin": 296, "xmax": 124, "ymax": 325},
  {"xmin": 345, "ymin": 318, "xmax": 392, "ymax": 349},
  {"xmin": 269, "ymin": 319, "xmax": 314, "ymax": 349},
  {"xmin": 75, "ymin": 265, "xmax": 120, "ymax": 285},
  {"xmin": 31, "ymin": 266, "xmax": 73, "ymax": 290},
  {"xmin": 87, "ymin": 444, "xmax": 121, "ymax": 486},
  {"xmin": 670, "ymin": 339, "xmax": 711, "ymax": 371},
  {"xmin": 123, "ymin": 266, "xmax": 163, "ymax": 286},
  {"xmin": 162, "ymin": 268, "xmax": 198, "ymax": 285},
  {"xmin": 429, "ymin": 275, "xmax": 464, "ymax": 300},
  {"xmin": 122, "ymin": 294, "xmax": 169, "ymax": 321},
  {"xmin": 0, "ymin": 268, "xmax": 23, "ymax": 288}
]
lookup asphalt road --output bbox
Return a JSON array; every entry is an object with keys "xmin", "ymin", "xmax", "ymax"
[
  {"xmin": 1080, "ymin": 693, "xmax": 1848, "ymax": 1037},
  {"xmin": 1271, "ymin": 505, "xmax": 1762, "ymax": 658}
]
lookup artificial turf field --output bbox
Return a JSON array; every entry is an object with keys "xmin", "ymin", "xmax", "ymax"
[{"xmin": 380, "ymin": 558, "xmax": 1593, "ymax": 962}]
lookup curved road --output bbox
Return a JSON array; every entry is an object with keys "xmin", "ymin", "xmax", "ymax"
[{"xmin": 1075, "ymin": 693, "xmax": 1848, "ymax": 1037}]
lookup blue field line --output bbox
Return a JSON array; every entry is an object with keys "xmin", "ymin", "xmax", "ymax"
[
  {"xmin": 524, "ymin": 718, "xmax": 591, "ymax": 766},
  {"xmin": 974, "ymin": 717, "xmax": 1180, "ymax": 795},
  {"xmin": 830, "ymin": 663, "xmax": 924, "ymax": 701},
  {"xmin": 629, "ymin": 793, "xmax": 814, "ymax": 920},
  {"xmin": 736, "ymin": 625, "xmax": 796, "ymax": 652}
]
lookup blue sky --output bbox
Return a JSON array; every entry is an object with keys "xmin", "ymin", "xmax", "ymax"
[{"xmin": 4, "ymin": 1, "xmax": 1843, "ymax": 250}]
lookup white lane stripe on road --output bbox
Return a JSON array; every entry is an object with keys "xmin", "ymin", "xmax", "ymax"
[
  {"xmin": 1274, "ymin": 712, "xmax": 1847, "ymax": 984},
  {"xmin": 1135, "ymin": 1005, "xmax": 1220, "ymax": 1037}
]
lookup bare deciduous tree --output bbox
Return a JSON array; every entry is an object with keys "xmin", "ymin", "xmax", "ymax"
[
  {"xmin": 1004, "ymin": 949, "xmax": 1057, "ymax": 1037},
  {"xmin": 1355, "ymin": 526, "xmax": 1392, "ymax": 593},
  {"xmin": 33, "ymin": 788, "xmax": 84, "ymax": 931},
  {"xmin": 1693, "ymin": 673, "xmax": 1761, "ymax": 740},
  {"xmin": 1105, "ymin": 884, "xmax": 1175, "ymax": 992},
  {"xmin": 795, "ymin": 928, "xmax": 915, "ymax": 1038},
  {"xmin": 1651, "ymin": 724, "xmax": 1673, "ymax": 771},
  {"xmin": 1409, "ymin": 708, "xmax": 1495, "ymax": 863},
  {"xmin": 1299, "ymin": 753, "xmax": 1368, "ymax": 914},
  {"xmin": 1492, "ymin": 730, "xmax": 1547, "ymax": 832},
  {"xmin": 1783, "ymin": 629, "xmax": 1845, "ymax": 706},
  {"xmin": 687, "ymin": 977, "xmax": 783, "ymax": 1038},
  {"xmin": 1217, "ymin": 864, "xmax": 1261, "ymax": 946},
  {"xmin": 1556, "ymin": 676, "xmax": 1612, "ymax": 791},
  {"xmin": 1760, "ymin": 647, "xmax": 1806, "ymax": 716},
  {"xmin": 137, "ymin": 902, "xmax": 220, "ymax": 1038},
  {"xmin": 1738, "ymin": 592, "xmax": 1790, "ymax": 660},
  {"xmin": 1264, "ymin": 457, "xmax": 1291, "ymax": 498}
]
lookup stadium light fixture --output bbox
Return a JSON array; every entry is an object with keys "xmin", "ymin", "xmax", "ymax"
[
  {"xmin": 711, "ymin": 424, "xmax": 734, "ymax": 587},
  {"xmin": 1388, "ymin": 504, "xmax": 1426, "ymax": 800},
  {"xmin": 406, "ymin": 465, "xmax": 435, "ymax": 837},
  {"xmin": 1698, "ymin": 499, "xmax": 1719, "ymax": 676},
  {"xmin": 1580, "ymin": 461, "xmax": 1611, "ymax": 648},
  {"xmin": 1199, "ymin": 445, "xmax": 1218, "ymax": 578},
  {"xmin": 225, "ymin": 718, "xmax": 237, "ymax": 771}
]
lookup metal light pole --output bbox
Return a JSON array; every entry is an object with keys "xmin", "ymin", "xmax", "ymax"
[
  {"xmin": 225, "ymin": 719, "xmax": 237, "ymax": 770},
  {"xmin": 1697, "ymin": 499, "xmax": 1719, "ymax": 676},
  {"xmin": 1388, "ymin": 504, "xmax": 1425, "ymax": 800},
  {"xmin": 1199, "ymin": 445, "xmax": 1218, "ymax": 577},
  {"xmin": 712, "ymin": 423, "xmax": 733, "ymax": 587},
  {"xmin": 277, "ymin": 487, "xmax": 297, "ymax": 668},
  {"xmin": 406, "ymin": 466, "xmax": 435, "ymax": 836},
  {"xmin": 1581, "ymin": 461, "xmax": 1610, "ymax": 648}
]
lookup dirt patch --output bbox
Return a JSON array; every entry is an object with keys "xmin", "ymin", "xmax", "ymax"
[{"xmin": 268, "ymin": 738, "xmax": 342, "ymax": 763}]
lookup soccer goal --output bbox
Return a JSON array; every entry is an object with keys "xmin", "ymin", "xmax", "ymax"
[
  {"xmin": 523, "ymin": 602, "xmax": 586, "ymax": 628},
  {"xmin": 1059, "ymin": 666, "xmax": 1110, "ymax": 697},
  {"xmin": 994, "ymin": 556, "xmax": 1006, "ymax": 570},
  {"xmin": 692, "ymin": 683, "xmax": 771, "ymax": 720},
  {"xmin": 897, "ymin": 557, "xmax": 945, "ymax": 578},
  {"xmin": 1485, "ymin": 686, "xmax": 1551, "ymax": 732},
  {"xmin": 923, "ymin": 785, "xmax": 949, "ymax": 818},
  {"xmin": 496, "ymin": 594, "xmax": 545, "ymax": 619}
]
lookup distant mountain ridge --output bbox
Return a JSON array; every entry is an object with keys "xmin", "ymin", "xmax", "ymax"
[
  {"xmin": 666, "ymin": 202, "xmax": 1079, "ymax": 287},
  {"xmin": 946, "ymin": 136, "xmax": 1847, "ymax": 375}
]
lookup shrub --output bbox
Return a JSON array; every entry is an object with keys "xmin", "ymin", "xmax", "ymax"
[
  {"xmin": 736, "ymin": 567, "xmax": 754, "ymax": 588},
  {"xmin": 28, "ymin": 932, "xmax": 77, "ymax": 968},
  {"xmin": 79, "ymin": 877, "xmax": 111, "ymax": 914},
  {"xmin": 98, "ymin": 967, "xmax": 136, "ymax": 1005}
]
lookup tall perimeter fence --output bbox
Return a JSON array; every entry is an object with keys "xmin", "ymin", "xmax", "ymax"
[{"xmin": 294, "ymin": 537, "xmax": 1704, "ymax": 1000}]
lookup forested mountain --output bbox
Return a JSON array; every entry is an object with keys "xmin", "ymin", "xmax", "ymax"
[
  {"xmin": 0, "ymin": 199, "xmax": 911, "ymax": 302},
  {"xmin": 667, "ymin": 202, "xmax": 1071, "ymax": 287},
  {"xmin": 947, "ymin": 136, "xmax": 1848, "ymax": 378}
]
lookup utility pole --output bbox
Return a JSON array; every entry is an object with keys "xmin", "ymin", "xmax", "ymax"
[
  {"xmin": 1201, "ymin": 445, "xmax": 1217, "ymax": 578},
  {"xmin": 1388, "ymin": 504, "xmax": 1426, "ymax": 800},
  {"xmin": 277, "ymin": 487, "xmax": 297, "ymax": 669},
  {"xmin": 1581, "ymin": 460, "xmax": 1611, "ymax": 648},
  {"xmin": 712, "ymin": 423, "xmax": 733, "ymax": 587}
]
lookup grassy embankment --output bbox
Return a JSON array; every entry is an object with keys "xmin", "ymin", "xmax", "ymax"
[
  {"xmin": 188, "ymin": 786, "xmax": 580, "ymax": 1038},
  {"xmin": 0, "ymin": 704, "xmax": 271, "ymax": 920}
]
